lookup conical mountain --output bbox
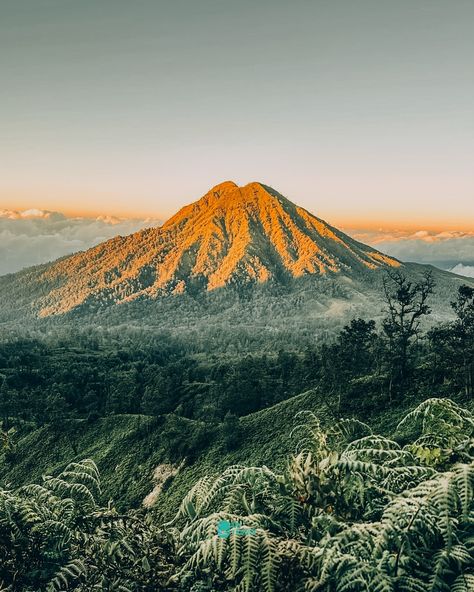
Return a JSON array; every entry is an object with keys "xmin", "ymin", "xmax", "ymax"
[{"xmin": 1, "ymin": 181, "xmax": 401, "ymax": 318}]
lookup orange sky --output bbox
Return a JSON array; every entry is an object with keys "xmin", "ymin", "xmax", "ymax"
[
  {"xmin": 1, "ymin": 3, "xmax": 473, "ymax": 234},
  {"xmin": 2, "ymin": 188, "xmax": 472, "ymax": 233}
]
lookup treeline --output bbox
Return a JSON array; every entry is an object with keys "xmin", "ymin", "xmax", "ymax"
[
  {"xmin": 0, "ymin": 335, "xmax": 311, "ymax": 427},
  {"xmin": 319, "ymin": 274, "xmax": 473, "ymax": 412},
  {"xmin": 0, "ymin": 273, "xmax": 472, "ymax": 433}
]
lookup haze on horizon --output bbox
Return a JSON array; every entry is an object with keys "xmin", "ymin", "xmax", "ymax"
[{"xmin": 0, "ymin": 0, "xmax": 473, "ymax": 230}]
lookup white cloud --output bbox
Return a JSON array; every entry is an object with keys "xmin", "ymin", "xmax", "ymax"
[
  {"xmin": 450, "ymin": 263, "xmax": 474, "ymax": 278},
  {"xmin": 345, "ymin": 227, "xmax": 474, "ymax": 275},
  {"xmin": 0, "ymin": 209, "xmax": 161, "ymax": 276}
]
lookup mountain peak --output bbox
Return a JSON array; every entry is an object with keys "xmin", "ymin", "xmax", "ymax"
[
  {"xmin": 209, "ymin": 180, "xmax": 239, "ymax": 194},
  {"xmin": 198, "ymin": 180, "xmax": 272, "ymax": 205},
  {"xmin": 202, "ymin": 180, "xmax": 287, "ymax": 210},
  {"xmin": 163, "ymin": 181, "xmax": 276, "ymax": 229}
]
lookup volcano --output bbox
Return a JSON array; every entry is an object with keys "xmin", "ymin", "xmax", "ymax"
[{"xmin": 0, "ymin": 181, "xmax": 425, "ymax": 320}]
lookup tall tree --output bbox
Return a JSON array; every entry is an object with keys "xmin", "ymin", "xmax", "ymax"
[
  {"xmin": 322, "ymin": 319, "xmax": 377, "ymax": 412},
  {"xmin": 382, "ymin": 270, "xmax": 435, "ymax": 400},
  {"xmin": 451, "ymin": 285, "xmax": 474, "ymax": 397}
]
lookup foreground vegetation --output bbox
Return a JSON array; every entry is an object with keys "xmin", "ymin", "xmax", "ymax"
[
  {"xmin": 0, "ymin": 398, "xmax": 472, "ymax": 591},
  {"xmin": 0, "ymin": 273, "xmax": 472, "ymax": 589},
  {"xmin": 0, "ymin": 277, "xmax": 472, "ymax": 511}
]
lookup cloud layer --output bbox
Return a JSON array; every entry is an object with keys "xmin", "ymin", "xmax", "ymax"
[
  {"xmin": 449, "ymin": 263, "xmax": 474, "ymax": 278},
  {"xmin": 344, "ymin": 227, "xmax": 474, "ymax": 277},
  {"xmin": 0, "ymin": 209, "xmax": 161, "ymax": 276},
  {"xmin": 1, "ymin": 210, "xmax": 472, "ymax": 279}
]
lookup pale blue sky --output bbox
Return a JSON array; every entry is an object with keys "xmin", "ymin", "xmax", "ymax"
[{"xmin": 0, "ymin": 0, "xmax": 473, "ymax": 227}]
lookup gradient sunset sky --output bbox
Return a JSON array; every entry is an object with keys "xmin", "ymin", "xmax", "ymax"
[{"xmin": 1, "ymin": 0, "xmax": 473, "ymax": 229}]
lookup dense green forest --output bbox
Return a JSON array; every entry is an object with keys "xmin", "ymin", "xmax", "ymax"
[
  {"xmin": 0, "ymin": 274, "xmax": 472, "ymax": 429},
  {"xmin": 0, "ymin": 273, "xmax": 473, "ymax": 590}
]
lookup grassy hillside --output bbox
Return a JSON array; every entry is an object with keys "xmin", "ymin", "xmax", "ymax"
[
  {"xmin": 2, "ymin": 386, "xmax": 465, "ymax": 521},
  {"xmin": 0, "ymin": 389, "xmax": 328, "ymax": 513}
]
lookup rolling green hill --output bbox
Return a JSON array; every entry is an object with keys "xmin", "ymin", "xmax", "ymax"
[
  {"xmin": 0, "ymin": 389, "xmax": 322, "ymax": 516},
  {"xmin": 2, "ymin": 385, "xmax": 469, "ymax": 522}
]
